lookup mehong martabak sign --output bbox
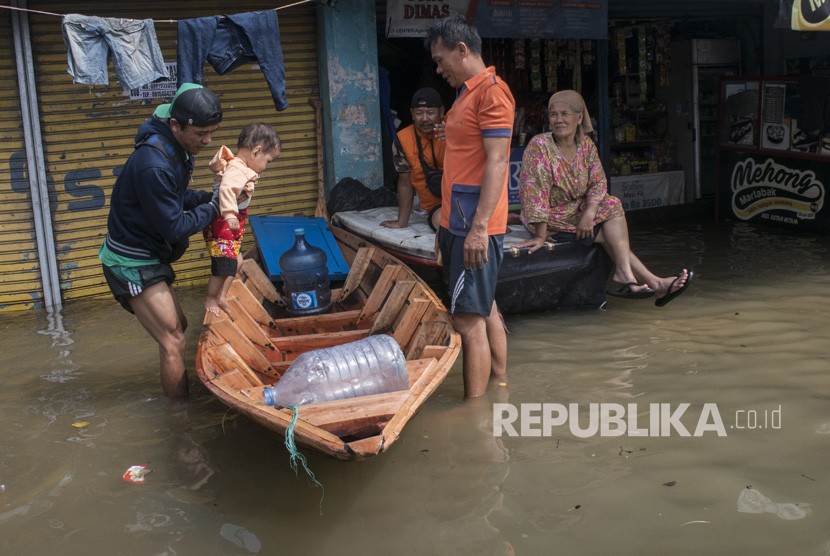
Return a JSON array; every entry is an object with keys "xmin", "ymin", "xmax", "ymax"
[
  {"xmin": 718, "ymin": 150, "xmax": 829, "ymax": 234},
  {"xmin": 385, "ymin": 0, "xmax": 608, "ymax": 39},
  {"xmin": 776, "ymin": 0, "xmax": 830, "ymax": 31}
]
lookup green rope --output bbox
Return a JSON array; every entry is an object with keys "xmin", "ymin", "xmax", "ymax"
[{"xmin": 284, "ymin": 405, "xmax": 325, "ymax": 512}]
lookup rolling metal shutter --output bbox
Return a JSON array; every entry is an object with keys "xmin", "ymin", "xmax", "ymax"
[
  {"xmin": 0, "ymin": 8, "xmax": 44, "ymax": 312},
  {"xmin": 23, "ymin": 1, "xmax": 319, "ymax": 306}
]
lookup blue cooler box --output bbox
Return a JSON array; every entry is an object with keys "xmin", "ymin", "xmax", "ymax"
[{"xmin": 248, "ymin": 216, "xmax": 350, "ymax": 281}]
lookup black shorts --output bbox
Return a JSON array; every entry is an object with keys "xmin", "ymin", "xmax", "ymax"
[
  {"xmin": 211, "ymin": 256, "xmax": 238, "ymax": 277},
  {"xmin": 438, "ymin": 227, "xmax": 504, "ymax": 316},
  {"xmin": 102, "ymin": 262, "xmax": 175, "ymax": 314}
]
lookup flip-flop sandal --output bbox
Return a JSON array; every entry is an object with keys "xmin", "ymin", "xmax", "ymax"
[
  {"xmin": 655, "ymin": 270, "xmax": 694, "ymax": 307},
  {"xmin": 606, "ymin": 282, "xmax": 655, "ymax": 299}
]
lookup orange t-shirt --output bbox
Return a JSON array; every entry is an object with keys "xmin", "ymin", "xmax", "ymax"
[
  {"xmin": 440, "ymin": 66, "xmax": 515, "ymax": 235},
  {"xmin": 395, "ymin": 124, "xmax": 444, "ymax": 212}
]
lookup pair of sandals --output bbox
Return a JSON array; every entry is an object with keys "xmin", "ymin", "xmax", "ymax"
[{"xmin": 607, "ymin": 269, "xmax": 694, "ymax": 307}]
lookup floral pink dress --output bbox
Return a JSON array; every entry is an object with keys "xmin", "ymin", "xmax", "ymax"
[{"xmin": 519, "ymin": 133, "xmax": 623, "ymax": 233}]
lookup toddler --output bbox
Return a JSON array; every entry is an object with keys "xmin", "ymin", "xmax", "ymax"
[{"xmin": 203, "ymin": 123, "xmax": 281, "ymax": 316}]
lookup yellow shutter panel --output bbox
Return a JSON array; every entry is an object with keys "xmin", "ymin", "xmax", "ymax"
[
  {"xmin": 23, "ymin": 1, "xmax": 320, "ymax": 306},
  {"xmin": 0, "ymin": 10, "xmax": 44, "ymax": 312}
]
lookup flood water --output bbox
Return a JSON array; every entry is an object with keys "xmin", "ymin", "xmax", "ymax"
[{"xmin": 2, "ymin": 217, "xmax": 830, "ymax": 556}]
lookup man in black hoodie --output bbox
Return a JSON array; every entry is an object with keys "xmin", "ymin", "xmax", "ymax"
[{"xmin": 99, "ymin": 83, "xmax": 222, "ymax": 398}]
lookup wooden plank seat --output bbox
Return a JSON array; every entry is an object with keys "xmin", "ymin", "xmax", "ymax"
[{"xmin": 267, "ymin": 309, "xmax": 367, "ymax": 336}]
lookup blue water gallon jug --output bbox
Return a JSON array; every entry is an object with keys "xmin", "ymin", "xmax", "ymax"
[{"xmin": 279, "ymin": 228, "xmax": 332, "ymax": 316}]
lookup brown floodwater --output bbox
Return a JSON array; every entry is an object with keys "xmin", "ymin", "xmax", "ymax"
[{"xmin": 1, "ymin": 218, "xmax": 829, "ymax": 555}]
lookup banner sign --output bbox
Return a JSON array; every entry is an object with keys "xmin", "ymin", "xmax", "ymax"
[
  {"xmin": 386, "ymin": 0, "xmax": 608, "ymax": 39},
  {"xmin": 386, "ymin": 0, "xmax": 469, "ymax": 37},
  {"xmin": 471, "ymin": 0, "xmax": 607, "ymax": 40},
  {"xmin": 775, "ymin": 0, "xmax": 830, "ymax": 31},
  {"xmin": 718, "ymin": 150, "xmax": 829, "ymax": 233},
  {"xmin": 508, "ymin": 146, "xmax": 524, "ymax": 209},
  {"xmin": 609, "ymin": 171, "xmax": 685, "ymax": 212},
  {"xmin": 129, "ymin": 63, "xmax": 177, "ymax": 100}
]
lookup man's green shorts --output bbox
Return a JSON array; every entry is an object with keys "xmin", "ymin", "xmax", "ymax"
[{"xmin": 102, "ymin": 262, "xmax": 175, "ymax": 313}]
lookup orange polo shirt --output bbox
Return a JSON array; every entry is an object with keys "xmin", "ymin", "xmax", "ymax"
[
  {"xmin": 440, "ymin": 66, "xmax": 515, "ymax": 235},
  {"xmin": 395, "ymin": 124, "xmax": 444, "ymax": 212}
]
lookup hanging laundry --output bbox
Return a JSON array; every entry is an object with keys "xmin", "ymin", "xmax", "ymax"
[
  {"xmin": 61, "ymin": 14, "xmax": 168, "ymax": 91},
  {"xmin": 177, "ymin": 11, "xmax": 288, "ymax": 111}
]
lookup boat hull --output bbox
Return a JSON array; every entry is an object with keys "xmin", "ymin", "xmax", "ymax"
[
  {"xmin": 331, "ymin": 207, "xmax": 611, "ymax": 314},
  {"xmin": 195, "ymin": 224, "xmax": 461, "ymax": 460},
  {"xmin": 496, "ymin": 239, "xmax": 610, "ymax": 313}
]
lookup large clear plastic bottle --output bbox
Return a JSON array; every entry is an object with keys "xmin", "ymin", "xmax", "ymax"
[
  {"xmin": 262, "ymin": 335, "xmax": 409, "ymax": 407},
  {"xmin": 279, "ymin": 228, "xmax": 331, "ymax": 316}
]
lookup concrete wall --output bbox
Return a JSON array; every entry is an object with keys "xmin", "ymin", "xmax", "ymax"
[{"xmin": 317, "ymin": 0, "xmax": 384, "ymax": 195}]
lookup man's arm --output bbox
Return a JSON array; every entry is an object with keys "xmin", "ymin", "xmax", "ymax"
[
  {"xmin": 381, "ymin": 172, "xmax": 415, "ymax": 228},
  {"xmin": 137, "ymin": 167, "xmax": 217, "ymax": 244},
  {"xmin": 464, "ymin": 135, "xmax": 511, "ymax": 269},
  {"xmin": 382, "ymin": 131, "xmax": 416, "ymax": 228}
]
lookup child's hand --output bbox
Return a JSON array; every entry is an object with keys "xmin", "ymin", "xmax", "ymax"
[{"xmin": 226, "ymin": 216, "xmax": 240, "ymax": 231}]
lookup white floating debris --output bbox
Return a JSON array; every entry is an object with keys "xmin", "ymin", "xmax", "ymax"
[{"xmin": 737, "ymin": 487, "xmax": 811, "ymax": 520}]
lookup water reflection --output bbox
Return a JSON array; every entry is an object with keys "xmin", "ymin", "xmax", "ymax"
[
  {"xmin": 1, "ymin": 220, "xmax": 830, "ymax": 554},
  {"xmin": 37, "ymin": 307, "xmax": 80, "ymax": 384}
]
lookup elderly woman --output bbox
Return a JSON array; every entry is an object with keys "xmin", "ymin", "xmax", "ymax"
[{"xmin": 514, "ymin": 90, "xmax": 693, "ymax": 306}]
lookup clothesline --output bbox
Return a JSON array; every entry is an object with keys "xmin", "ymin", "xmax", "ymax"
[
  {"xmin": 11, "ymin": 0, "xmax": 328, "ymax": 105},
  {"xmin": 0, "ymin": 0, "xmax": 324, "ymax": 21}
]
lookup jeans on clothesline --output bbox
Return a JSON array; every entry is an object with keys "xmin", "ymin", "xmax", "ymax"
[
  {"xmin": 61, "ymin": 14, "xmax": 168, "ymax": 91},
  {"xmin": 177, "ymin": 10, "xmax": 288, "ymax": 111}
]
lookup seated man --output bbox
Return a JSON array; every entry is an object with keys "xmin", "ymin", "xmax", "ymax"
[{"xmin": 381, "ymin": 87, "xmax": 445, "ymax": 231}]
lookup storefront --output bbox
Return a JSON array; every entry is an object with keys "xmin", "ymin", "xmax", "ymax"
[
  {"xmin": 717, "ymin": 75, "xmax": 830, "ymax": 234},
  {"xmin": 4, "ymin": 1, "xmax": 819, "ymax": 312},
  {"xmin": 378, "ymin": 1, "xmax": 768, "ymax": 214},
  {"xmin": 715, "ymin": 5, "xmax": 830, "ymax": 235},
  {"xmin": 379, "ymin": 1, "xmax": 608, "ymax": 211},
  {"xmin": 2, "ymin": 1, "xmax": 322, "ymax": 312}
]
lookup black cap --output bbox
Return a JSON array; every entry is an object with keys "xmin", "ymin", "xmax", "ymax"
[
  {"xmin": 154, "ymin": 83, "xmax": 223, "ymax": 127},
  {"xmin": 411, "ymin": 87, "xmax": 443, "ymax": 109}
]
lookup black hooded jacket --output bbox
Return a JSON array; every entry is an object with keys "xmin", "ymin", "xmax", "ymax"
[{"xmin": 104, "ymin": 117, "xmax": 217, "ymax": 262}]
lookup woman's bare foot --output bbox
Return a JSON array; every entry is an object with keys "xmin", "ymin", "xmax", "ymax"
[
  {"xmin": 654, "ymin": 269, "xmax": 694, "ymax": 307},
  {"xmin": 652, "ymin": 268, "xmax": 689, "ymax": 298},
  {"xmin": 610, "ymin": 271, "xmax": 651, "ymax": 294}
]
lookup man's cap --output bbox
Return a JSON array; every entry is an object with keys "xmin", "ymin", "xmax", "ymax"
[
  {"xmin": 411, "ymin": 87, "xmax": 443, "ymax": 109},
  {"xmin": 154, "ymin": 83, "xmax": 223, "ymax": 127}
]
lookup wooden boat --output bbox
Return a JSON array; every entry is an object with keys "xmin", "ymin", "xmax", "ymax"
[
  {"xmin": 331, "ymin": 207, "xmax": 611, "ymax": 314},
  {"xmin": 195, "ymin": 225, "xmax": 461, "ymax": 460}
]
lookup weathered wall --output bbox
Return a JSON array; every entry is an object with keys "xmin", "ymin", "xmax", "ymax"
[{"xmin": 318, "ymin": 0, "xmax": 384, "ymax": 194}]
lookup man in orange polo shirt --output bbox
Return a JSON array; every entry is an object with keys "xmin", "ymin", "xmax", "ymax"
[
  {"xmin": 425, "ymin": 15, "xmax": 515, "ymax": 399},
  {"xmin": 381, "ymin": 87, "xmax": 446, "ymax": 231}
]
